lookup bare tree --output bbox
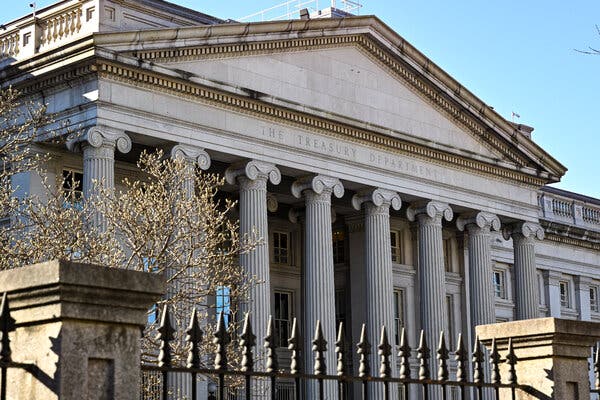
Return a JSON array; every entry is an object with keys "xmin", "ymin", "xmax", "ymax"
[{"xmin": 576, "ymin": 25, "xmax": 600, "ymax": 55}]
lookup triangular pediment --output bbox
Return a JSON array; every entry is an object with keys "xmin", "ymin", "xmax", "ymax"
[{"xmin": 93, "ymin": 15, "xmax": 566, "ymax": 183}]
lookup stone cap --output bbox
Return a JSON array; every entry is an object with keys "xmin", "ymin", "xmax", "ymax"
[
  {"xmin": 0, "ymin": 260, "xmax": 165, "ymax": 327},
  {"xmin": 476, "ymin": 317, "xmax": 600, "ymax": 360}
]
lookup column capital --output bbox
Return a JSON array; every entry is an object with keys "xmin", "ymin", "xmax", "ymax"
[
  {"xmin": 406, "ymin": 200, "xmax": 453, "ymax": 223},
  {"xmin": 225, "ymin": 160, "xmax": 281, "ymax": 186},
  {"xmin": 503, "ymin": 221, "xmax": 545, "ymax": 241},
  {"xmin": 170, "ymin": 144, "xmax": 211, "ymax": 170},
  {"xmin": 67, "ymin": 126, "xmax": 132, "ymax": 154},
  {"xmin": 351, "ymin": 188, "xmax": 401, "ymax": 211},
  {"xmin": 291, "ymin": 174, "xmax": 344, "ymax": 199},
  {"xmin": 456, "ymin": 211, "xmax": 501, "ymax": 233}
]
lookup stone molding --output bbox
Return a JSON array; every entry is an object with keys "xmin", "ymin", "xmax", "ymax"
[
  {"xmin": 170, "ymin": 143, "xmax": 211, "ymax": 170},
  {"xmin": 291, "ymin": 174, "xmax": 344, "ymax": 199},
  {"xmin": 503, "ymin": 221, "xmax": 545, "ymax": 241},
  {"xmin": 456, "ymin": 211, "xmax": 501, "ymax": 232},
  {"xmin": 351, "ymin": 188, "xmax": 401, "ymax": 211},
  {"xmin": 225, "ymin": 160, "xmax": 281, "ymax": 186},
  {"xmin": 67, "ymin": 125, "xmax": 132, "ymax": 154},
  {"xmin": 266, "ymin": 193, "xmax": 278, "ymax": 213},
  {"xmin": 406, "ymin": 200, "xmax": 453, "ymax": 223},
  {"xmin": 96, "ymin": 61, "xmax": 548, "ymax": 187}
]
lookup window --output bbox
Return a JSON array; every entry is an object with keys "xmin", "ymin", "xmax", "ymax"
[
  {"xmin": 332, "ymin": 230, "xmax": 345, "ymax": 264},
  {"xmin": 446, "ymin": 295, "xmax": 455, "ymax": 346},
  {"xmin": 559, "ymin": 281, "xmax": 570, "ymax": 308},
  {"xmin": 148, "ymin": 303, "xmax": 159, "ymax": 325},
  {"xmin": 274, "ymin": 291, "xmax": 292, "ymax": 347},
  {"xmin": 62, "ymin": 169, "xmax": 83, "ymax": 208},
  {"xmin": 493, "ymin": 270, "xmax": 507, "ymax": 299},
  {"xmin": 393, "ymin": 289, "xmax": 405, "ymax": 346},
  {"xmin": 216, "ymin": 286, "xmax": 231, "ymax": 327},
  {"xmin": 443, "ymin": 238, "xmax": 452, "ymax": 272},
  {"xmin": 272, "ymin": 232, "xmax": 289, "ymax": 264},
  {"xmin": 591, "ymin": 286, "xmax": 599, "ymax": 312},
  {"xmin": 390, "ymin": 231, "xmax": 402, "ymax": 263},
  {"xmin": 335, "ymin": 290, "xmax": 346, "ymax": 330}
]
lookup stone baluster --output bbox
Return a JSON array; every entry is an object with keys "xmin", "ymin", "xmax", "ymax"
[
  {"xmin": 457, "ymin": 212, "xmax": 501, "ymax": 328},
  {"xmin": 407, "ymin": 200, "xmax": 453, "ymax": 380},
  {"xmin": 225, "ymin": 160, "xmax": 280, "ymax": 387},
  {"xmin": 292, "ymin": 175, "xmax": 344, "ymax": 400},
  {"xmin": 68, "ymin": 126, "xmax": 131, "ymax": 231},
  {"xmin": 352, "ymin": 188, "xmax": 401, "ymax": 400},
  {"xmin": 504, "ymin": 222, "xmax": 544, "ymax": 320}
]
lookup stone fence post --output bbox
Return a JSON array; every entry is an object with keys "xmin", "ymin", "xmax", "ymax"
[
  {"xmin": 477, "ymin": 317, "xmax": 600, "ymax": 400},
  {"xmin": 0, "ymin": 259, "xmax": 164, "ymax": 400}
]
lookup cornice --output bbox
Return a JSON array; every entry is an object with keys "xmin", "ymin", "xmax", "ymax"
[
  {"xmin": 541, "ymin": 220, "xmax": 600, "ymax": 251},
  {"xmin": 130, "ymin": 33, "xmax": 552, "ymax": 179},
  {"xmin": 94, "ymin": 59, "xmax": 548, "ymax": 187}
]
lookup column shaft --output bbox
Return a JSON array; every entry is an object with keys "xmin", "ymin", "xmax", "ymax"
[
  {"xmin": 513, "ymin": 234, "xmax": 540, "ymax": 319},
  {"xmin": 83, "ymin": 143, "xmax": 115, "ymax": 198}
]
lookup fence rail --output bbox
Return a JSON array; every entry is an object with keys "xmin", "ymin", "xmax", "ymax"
[{"xmin": 140, "ymin": 306, "xmax": 534, "ymax": 400}]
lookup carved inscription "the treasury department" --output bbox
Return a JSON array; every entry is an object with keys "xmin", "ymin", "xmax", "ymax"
[{"xmin": 260, "ymin": 125, "xmax": 444, "ymax": 182}]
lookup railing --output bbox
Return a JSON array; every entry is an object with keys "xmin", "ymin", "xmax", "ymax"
[
  {"xmin": 38, "ymin": 6, "xmax": 83, "ymax": 48},
  {"xmin": 140, "ymin": 306, "xmax": 532, "ymax": 400},
  {"xmin": 539, "ymin": 189, "xmax": 600, "ymax": 231},
  {"xmin": 0, "ymin": 31, "xmax": 19, "ymax": 60}
]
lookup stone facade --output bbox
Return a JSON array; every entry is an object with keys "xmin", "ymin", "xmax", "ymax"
[{"xmin": 2, "ymin": 1, "xmax": 600, "ymax": 398}]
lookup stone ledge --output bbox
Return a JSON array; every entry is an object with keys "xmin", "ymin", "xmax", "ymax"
[{"xmin": 0, "ymin": 259, "xmax": 165, "ymax": 327}]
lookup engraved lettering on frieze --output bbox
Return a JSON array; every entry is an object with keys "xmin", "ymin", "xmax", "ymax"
[
  {"xmin": 296, "ymin": 134, "xmax": 357, "ymax": 160},
  {"xmin": 261, "ymin": 126, "xmax": 285, "ymax": 143},
  {"xmin": 368, "ymin": 152, "xmax": 441, "ymax": 181}
]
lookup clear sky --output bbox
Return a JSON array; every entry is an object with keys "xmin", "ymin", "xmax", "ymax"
[{"xmin": 4, "ymin": 1, "xmax": 600, "ymax": 197}]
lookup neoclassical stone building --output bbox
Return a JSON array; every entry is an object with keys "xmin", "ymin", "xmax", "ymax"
[{"xmin": 2, "ymin": 0, "xmax": 599, "ymax": 397}]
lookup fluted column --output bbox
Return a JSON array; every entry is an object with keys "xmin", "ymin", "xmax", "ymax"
[
  {"xmin": 68, "ymin": 126, "xmax": 131, "ymax": 230},
  {"xmin": 226, "ymin": 161, "xmax": 280, "ymax": 377},
  {"xmin": 353, "ymin": 188, "xmax": 401, "ymax": 400},
  {"xmin": 292, "ymin": 175, "xmax": 344, "ymax": 400},
  {"xmin": 407, "ymin": 201, "xmax": 453, "ymax": 374},
  {"xmin": 457, "ymin": 212, "xmax": 501, "ymax": 328},
  {"xmin": 504, "ymin": 222, "xmax": 544, "ymax": 320}
]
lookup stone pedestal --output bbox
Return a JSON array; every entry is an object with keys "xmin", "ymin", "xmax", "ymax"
[
  {"xmin": 477, "ymin": 318, "xmax": 600, "ymax": 400},
  {"xmin": 0, "ymin": 260, "xmax": 164, "ymax": 400}
]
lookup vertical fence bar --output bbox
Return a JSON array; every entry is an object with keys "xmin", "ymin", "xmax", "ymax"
[
  {"xmin": 1, "ymin": 293, "xmax": 15, "ymax": 400},
  {"xmin": 506, "ymin": 338, "xmax": 517, "ymax": 400},
  {"xmin": 437, "ymin": 332, "xmax": 449, "ymax": 400},
  {"xmin": 378, "ymin": 326, "xmax": 392, "ymax": 400},
  {"xmin": 454, "ymin": 334, "xmax": 467, "ymax": 400},
  {"xmin": 288, "ymin": 318, "xmax": 301, "ymax": 400},
  {"xmin": 240, "ymin": 313, "xmax": 255, "ymax": 400},
  {"xmin": 313, "ymin": 320, "xmax": 327, "ymax": 400},
  {"xmin": 594, "ymin": 343, "xmax": 600, "ymax": 392},
  {"xmin": 213, "ymin": 312, "xmax": 230, "ymax": 400},
  {"xmin": 185, "ymin": 309, "xmax": 203, "ymax": 400},
  {"xmin": 265, "ymin": 316, "xmax": 279, "ymax": 400},
  {"xmin": 417, "ymin": 330, "xmax": 430, "ymax": 400},
  {"xmin": 472, "ymin": 337, "xmax": 484, "ymax": 400},
  {"xmin": 398, "ymin": 327, "xmax": 411, "ymax": 400},
  {"xmin": 357, "ymin": 324, "xmax": 371, "ymax": 400},
  {"xmin": 157, "ymin": 305, "xmax": 175, "ymax": 400},
  {"xmin": 489, "ymin": 338, "xmax": 501, "ymax": 400},
  {"xmin": 335, "ymin": 322, "xmax": 346, "ymax": 400}
]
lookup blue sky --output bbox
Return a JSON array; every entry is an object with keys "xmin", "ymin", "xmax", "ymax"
[{"xmin": 5, "ymin": 1, "xmax": 600, "ymax": 197}]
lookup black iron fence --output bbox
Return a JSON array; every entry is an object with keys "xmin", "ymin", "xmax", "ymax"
[{"xmin": 140, "ymin": 305, "xmax": 535, "ymax": 400}]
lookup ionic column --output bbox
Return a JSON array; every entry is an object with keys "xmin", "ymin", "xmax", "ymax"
[
  {"xmin": 407, "ymin": 201, "xmax": 453, "ymax": 368},
  {"xmin": 68, "ymin": 126, "xmax": 131, "ymax": 230},
  {"xmin": 292, "ymin": 175, "xmax": 344, "ymax": 400},
  {"xmin": 352, "ymin": 188, "xmax": 400, "ymax": 400},
  {"xmin": 170, "ymin": 144, "xmax": 211, "ymax": 197},
  {"xmin": 504, "ymin": 222, "xmax": 544, "ymax": 320},
  {"xmin": 225, "ymin": 160, "xmax": 280, "ymax": 376},
  {"xmin": 457, "ymin": 212, "xmax": 501, "ymax": 328}
]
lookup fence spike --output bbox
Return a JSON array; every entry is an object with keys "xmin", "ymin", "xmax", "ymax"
[
  {"xmin": 185, "ymin": 308, "xmax": 203, "ymax": 369},
  {"xmin": 472, "ymin": 336, "xmax": 485, "ymax": 384},
  {"xmin": 288, "ymin": 317, "xmax": 302, "ymax": 375},
  {"xmin": 0, "ymin": 293, "xmax": 16, "ymax": 363},
  {"xmin": 265, "ymin": 315, "xmax": 279, "ymax": 373},
  {"xmin": 213, "ymin": 311, "xmax": 230, "ymax": 371},
  {"xmin": 437, "ymin": 331, "xmax": 449, "ymax": 381},
  {"xmin": 157, "ymin": 305, "xmax": 175, "ymax": 368},
  {"xmin": 378, "ymin": 325, "xmax": 392, "ymax": 378},
  {"xmin": 240, "ymin": 313, "xmax": 256, "ymax": 372},
  {"xmin": 312, "ymin": 320, "xmax": 327, "ymax": 375},
  {"xmin": 356, "ymin": 323, "xmax": 371, "ymax": 378},
  {"xmin": 490, "ymin": 338, "xmax": 501, "ymax": 385},
  {"xmin": 336, "ymin": 321, "xmax": 346, "ymax": 376},
  {"xmin": 454, "ymin": 333, "xmax": 467, "ymax": 383},
  {"xmin": 506, "ymin": 338, "xmax": 518, "ymax": 385},
  {"xmin": 594, "ymin": 343, "xmax": 600, "ymax": 390},
  {"xmin": 398, "ymin": 327, "xmax": 411, "ymax": 379},
  {"xmin": 417, "ymin": 330, "xmax": 430, "ymax": 380}
]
